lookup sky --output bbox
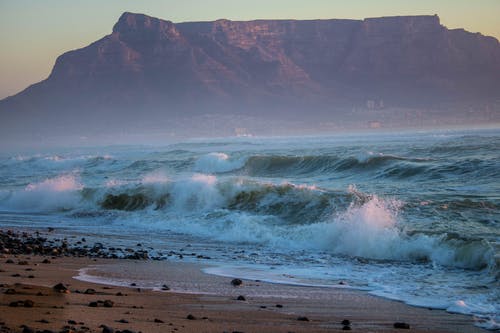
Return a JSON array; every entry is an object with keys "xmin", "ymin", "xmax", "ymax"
[{"xmin": 0, "ymin": 0, "xmax": 499, "ymax": 100}]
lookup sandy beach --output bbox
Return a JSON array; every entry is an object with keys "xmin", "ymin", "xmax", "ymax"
[{"xmin": 0, "ymin": 252, "xmax": 486, "ymax": 333}]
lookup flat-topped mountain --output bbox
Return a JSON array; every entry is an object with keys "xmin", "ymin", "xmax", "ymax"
[{"xmin": 1, "ymin": 12, "xmax": 500, "ymax": 143}]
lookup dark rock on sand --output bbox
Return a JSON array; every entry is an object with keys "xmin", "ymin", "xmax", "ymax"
[
  {"xmin": 116, "ymin": 319, "xmax": 129, "ymax": 323},
  {"xmin": 297, "ymin": 316, "xmax": 310, "ymax": 322},
  {"xmin": 5, "ymin": 288, "xmax": 16, "ymax": 294},
  {"xmin": 342, "ymin": 325, "xmax": 352, "ymax": 330},
  {"xmin": 186, "ymin": 314, "xmax": 196, "ymax": 320},
  {"xmin": 53, "ymin": 283, "xmax": 69, "ymax": 293},
  {"xmin": 394, "ymin": 322, "xmax": 410, "ymax": 329},
  {"xmin": 88, "ymin": 301, "xmax": 99, "ymax": 307},
  {"xmin": 103, "ymin": 299, "xmax": 114, "ymax": 307},
  {"xmin": 231, "ymin": 278, "xmax": 243, "ymax": 286},
  {"xmin": 84, "ymin": 288, "xmax": 96, "ymax": 294},
  {"xmin": 23, "ymin": 299, "xmax": 34, "ymax": 307},
  {"xmin": 5, "ymin": 259, "xmax": 14, "ymax": 264},
  {"xmin": 276, "ymin": 304, "xmax": 283, "ymax": 308},
  {"xmin": 21, "ymin": 326, "xmax": 35, "ymax": 333},
  {"xmin": 341, "ymin": 319, "xmax": 351, "ymax": 325},
  {"xmin": 99, "ymin": 325, "xmax": 114, "ymax": 333},
  {"xmin": 154, "ymin": 318, "xmax": 164, "ymax": 323},
  {"xmin": 236, "ymin": 295, "xmax": 246, "ymax": 301}
]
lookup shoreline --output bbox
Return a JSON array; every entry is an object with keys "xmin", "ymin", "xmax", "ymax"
[
  {"xmin": 1, "ymin": 255, "xmax": 487, "ymax": 333},
  {"xmin": 0, "ymin": 228, "xmax": 489, "ymax": 332}
]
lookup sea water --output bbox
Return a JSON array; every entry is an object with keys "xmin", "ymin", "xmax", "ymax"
[{"xmin": 0, "ymin": 128, "xmax": 498, "ymax": 329}]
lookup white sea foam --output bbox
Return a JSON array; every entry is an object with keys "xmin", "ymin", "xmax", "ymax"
[
  {"xmin": 1, "ymin": 174, "xmax": 83, "ymax": 211},
  {"xmin": 170, "ymin": 174, "xmax": 223, "ymax": 211},
  {"xmin": 193, "ymin": 152, "xmax": 246, "ymax": 173}
]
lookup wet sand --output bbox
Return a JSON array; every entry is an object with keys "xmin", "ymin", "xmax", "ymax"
[{"xmin": 0, "ymin": 254, "xmax": 486, "ymax": 333}]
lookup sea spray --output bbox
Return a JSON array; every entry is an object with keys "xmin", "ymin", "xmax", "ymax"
[{"xmin": 0, "ymin": 129, "xmax": 498, "ymax": 329}]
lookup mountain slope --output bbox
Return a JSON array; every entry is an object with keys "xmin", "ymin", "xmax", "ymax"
[{"xmin": 1, "ymin": 12, "xmax": 499, "ymax": 143}]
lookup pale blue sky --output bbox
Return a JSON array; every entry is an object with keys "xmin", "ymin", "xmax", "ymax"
[{"xmin": 1, "ymin": 0, "xmax": 499, "ymax": 99}]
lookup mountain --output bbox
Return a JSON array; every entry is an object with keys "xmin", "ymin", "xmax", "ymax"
[{"xmin": 1, "ymin": 12, "xmax": 500, "ymax": 144}]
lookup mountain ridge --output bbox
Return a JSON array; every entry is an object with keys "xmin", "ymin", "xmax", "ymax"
[{"xmin": 1, "ymin": 12, "xmax": 500, "ymax": 144}]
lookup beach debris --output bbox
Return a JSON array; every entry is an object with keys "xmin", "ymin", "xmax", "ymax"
[
  {"xmin": 161, "ymin": 284, "xmax": 170, "ymax": 291},
  {"xmin": 237, "ymin": 295, "xmax": 246, "ymax": 301},
  {"xmin": 342, "ymin": 325, "xmax": 352, "ymax": 330},
  {"xmin": 88, "ymin": 301, "xmax": 99, "ymax": 307},
  {"xmin": 297, "ymin": 316, "xmax": 310, "ymax": 321},
  {"xmin": 276, "ymin": 304, "xmax": 283, "ymax": 308},
  {"xmin": 231, "ymin": 278, "xmax": 243, "ymax": 286},
  {"xmin": 42, "ymin": 258, "xmax": 51, "ymax": 264},
  {"xmin": 53, "ymin": 282, "xmax": 69, "ymax": 293},
  {"xmin": 341, "ymin": 319, "xmax": 351, "ymax": 325},
  {"xmin": 18, "ymin": 260, "xmax": 29, "ymax": 265},
  {"xmin": 154, "ymin": 318, "xmax": 164, "ymax": 323},
  {"xmin": 186, "ymin": 314, "xmax": 196, "ymax": 320},
  {"xmin": 394, "ymin": 322, "xmax": 410, "ymax": 329},
  {"xmin": 67, "ymin": 320, "xmax": 77, "ymax": 325}
]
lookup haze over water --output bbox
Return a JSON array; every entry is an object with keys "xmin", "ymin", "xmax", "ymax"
[{"xmin": 0, "ymin": 128, "xmax": 498, "ymax": 329}]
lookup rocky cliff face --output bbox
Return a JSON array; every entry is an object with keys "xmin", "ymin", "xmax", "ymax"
[{"xmin": 1, "ymin": 12, "xmax": 500, "ymax": 143}]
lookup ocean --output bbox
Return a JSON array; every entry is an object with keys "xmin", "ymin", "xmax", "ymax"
[{"xmin": 0, "ymin": 128, "xmax": 498, "ymax": 329}]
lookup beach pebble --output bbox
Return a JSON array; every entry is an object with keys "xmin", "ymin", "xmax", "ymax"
[
  {"xmin": 5, "ymin": 288, "xmax": 16, "ymax": 294},
  {"xmin": 53, "ymin": 283, "xmax": 69, "ymax": 293},
  {"xmin": 297, "ymin": 316, "xmax": 310, "ymax": 322},
  {"xmin": 100, "ymin": 325, "xmax": 114, "ymax": 333},
  {"xmin": 394, "ymin": 322, "xmax": 410, "ymax": 329},
  {"xmin": 161, "ymin": 284, "xmax": 170, "ymax": 291},
  {"xmin": 84, "ymin": 288, "xmax": 96, "ymax": 294},
  {"xmin": 23, "ymin": 299, "xmax": 34, "ymax": 307},
  {"xmin": 21, "ymin": 326, "xmax": 35, "ymax": 333},
  {"xmin": 342, "ymin": 325, "xmax": 352, "ymax": 330},
  {"xmin": 5, "ymin": 258, "xmax": 14, "ymax": 264},
  {"xmin": 237, "ymin": 295, "xmax": 246, "ymax": 301},
  {"xmin": 231, "ymin": 278, "xmax": 243, "ymax": 286},
  {"xmin": 103, "ymin": 299, "xmax": 114, "ymax": 307},
  {"xmin": 116, "ymin": 319, "xmax": 129, "ymax": 323},
  {"xmin": 154, "ymin": 318, "xmax": 164, "ymax": 323},
  {"xmin": 341, "ymin": 319, "xmax": 351, "ymax": 325},
  {"xmin": 42, "ymin": 259, "xmax": 51, "ymax": 264},
  {"xmin": 186, "ymin": 314, "xmax": 196, "ymax": 320},
  {"xmin": 275, "ymin": 304, "xmax": 283, "ymax": 308},
  {"xmin": 88, "ymin": 301, "xmax": 99, "ymax": 307}
]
